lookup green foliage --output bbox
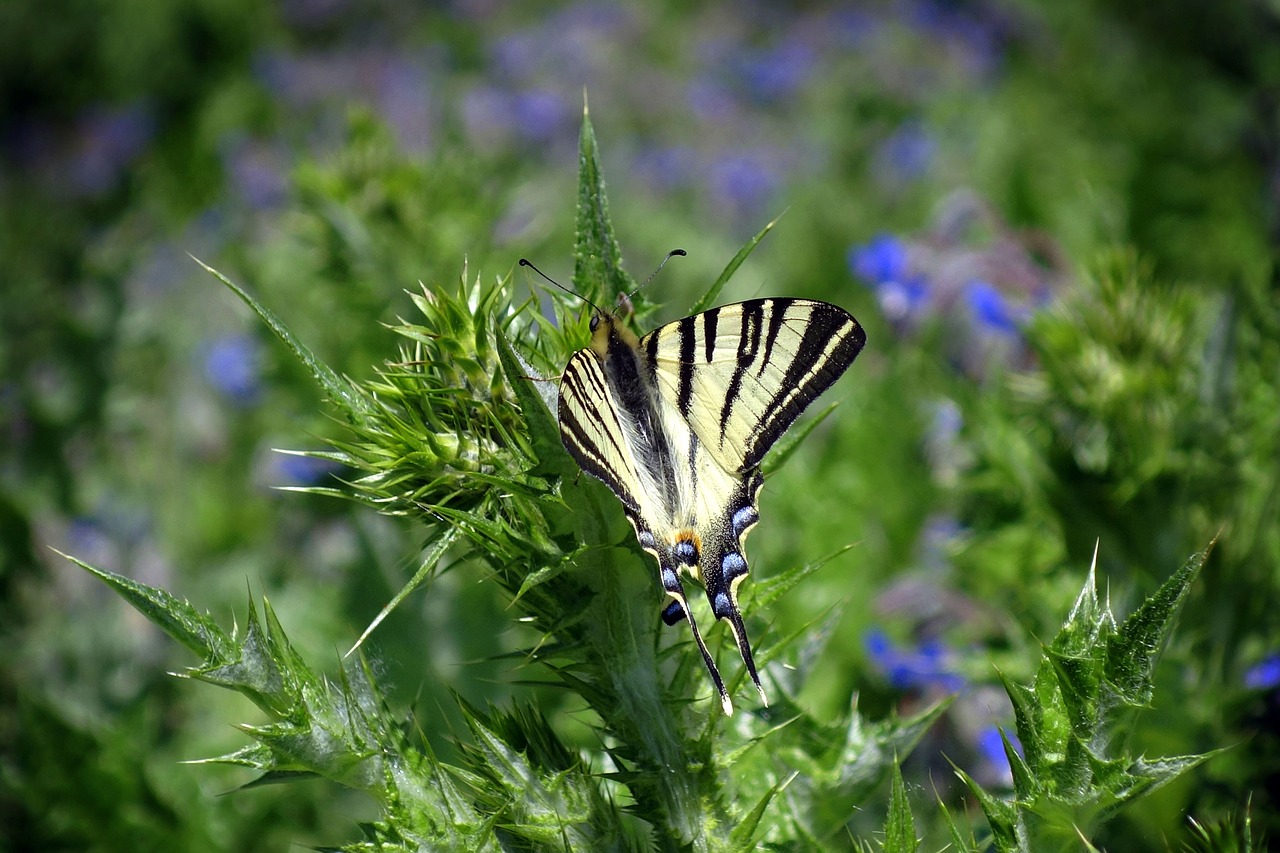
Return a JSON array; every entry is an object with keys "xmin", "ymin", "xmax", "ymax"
[
  {"xmin": 951, "ymin": 544, "xmax": 1216, "ymax": 853},
  {"xmin": 7, "ymin": 4, "xmax": 1277, "ymax": 849},
  {"xmin": 1182, "ymin": 804, "xmax": 1264, "ymax": 853},
  {"xmin": 883, "ymin": 763, "xmax": 919, "ymax": 853},
  {"xmin": 65, "ymin": 112, "xmax": 943, "ymax": 851}
]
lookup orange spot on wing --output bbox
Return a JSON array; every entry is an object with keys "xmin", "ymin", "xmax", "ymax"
[{"xmin": 674, "ymin": 529, "xmax": 702, "ymax": 552}]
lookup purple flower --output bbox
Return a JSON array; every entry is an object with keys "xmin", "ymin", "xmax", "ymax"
[
  {"xmin": 376, "ymin": 55, "xmax": 434, "ymax": 152},
  {"xmin": 849, "ymin": 234, "xmax": 909, "ymax": 285},
  {"xmin": 707, "ymin": 152, "xmax": 780, "ymax": 218},
  {"xmin": 490, "ymin": 31, "xmax": 542, "ymax": 80},
  {"xmin": 221, "ymin": 136, "xmax": 289, "ymax": 209},
  {"xmin": 830, "ymin": 8, "xmax": 882, "ymax": 46},
  {"xmin": 964, "ymin": 279, "xmax": 1022, "ymax": 335},
  {"xmin": 66, "ymin": 517, "xmax": 114, "ymax": 565},
  {"xmin": 462, "ymin": 84, "xmax": 516, "ymax": 145},
  {"xmin": 1246, "ymin": 654, "xmax": 1280, "ymax": 691},
  {"xmin": 513, "ymin": 89, "xmax": 569, "ymax": 142},
  {"xmin": 735, "ymin": 42, "xmax": 815, "ymax": 102},
  {"xmin": 280, "ymin": 0, "xmax": 351, "ymax": 28},
  {"xmin": 69, "ymin": 102, "xmax": 156, "ymax": 196},
  {"xmin": 898, "ymin": 0, "xmax": 1006, "ymax": 79},
  {"xmin": 686, "ymin": 77, "xmax": 739, "ymax": 124},
  {"xmin": 875, "ymin": 121, "xmax": 935, "ymax": 183},
  {"xmin": 630, "ymin": 145, "xmax": 697, "ymax": 194},
  {"xmin": 864, "ymin": 628, "xmax": 965, "ymax": 692},
  {"xmin": 925, "ymin": 400, "xmax": 966, "ymax": 483},
  {"xmin": 202, "ymin": 334, "xmax": 263, "ymax": 405}
]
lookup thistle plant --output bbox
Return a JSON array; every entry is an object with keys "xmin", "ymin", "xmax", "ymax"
[{"xmin": 66, "ymin": 110, "xmax": 1221, "ymax": 851}]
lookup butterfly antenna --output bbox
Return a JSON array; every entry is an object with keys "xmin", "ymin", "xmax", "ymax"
[
  {"xmin": 519, "ymin": 258, "xmax": 604, "ymax": 315},
  {"xmin": 624, "ymin": 248, "xmax": 686, "ymax": 304}
]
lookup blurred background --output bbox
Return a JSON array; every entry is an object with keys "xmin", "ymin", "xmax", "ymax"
[{"xmin": 2, "ymin": 0, "xmax": 1278, "ymax": 849}]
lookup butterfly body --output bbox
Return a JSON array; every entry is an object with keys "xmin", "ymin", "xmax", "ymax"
[{"xmin": 558, "ymin": 298, "xmax": 865, "ymax": 714}]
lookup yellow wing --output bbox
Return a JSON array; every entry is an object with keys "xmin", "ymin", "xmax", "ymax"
[{"xmin": 641, "ymin": 298, "xmax": 865, "ymax": 474}]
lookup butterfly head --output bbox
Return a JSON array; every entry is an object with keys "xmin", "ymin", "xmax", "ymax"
[{"xmin": 586, "ymin": 306, "xmax": 641, "ymax": 357}]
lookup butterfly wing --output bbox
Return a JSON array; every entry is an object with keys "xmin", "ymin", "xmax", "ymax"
[
  {"xmin": 642, "ymin": 299, "xmax": 866, "ymax": 475},
  {"xmin": 559, "ymin": 341, "xmax": 737, "ymax": 713},
  {"xmin": 557, "ymin": 348, "xmax": 646, "ymax": 514},
  {"xmin": 641, "ymin": 298, "xmax": 865, "ymax": 702}
]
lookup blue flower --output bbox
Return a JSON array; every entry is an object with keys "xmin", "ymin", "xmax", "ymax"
[
  {"xmin": 849, "ymin": 234, "xmax": 908, "ymax": 285},
  {"xmin": 875, "ymin": 121, "xmax": 935, "ymax": 183},
  {"xmin": 630, "ymin": 145, "xmax": 697, "ymax": 194},
  {"xmin": 735, "ymin": 42, "xmax": 815, "ymax": 103},
  {"xmin": 273, "ymin": 452, "xmax": 343, "ymax": 486},
  {"xmin": 69, "ymin": 102, "xmax": 156, "ymax": 196},
  {"xmin": 864, "ymin": 628, "xmax": 965, "ymax": 692},
  {"xmin": 1246, "ymin": 654, "xmax": 1280, "ymax": 691},
  {"xmin": 975, "ymin": 725, "xmax": 1019, "ymax": 786},
  {"xmin": 513, "ymin": 89, "xmax": 569, "ymax": 142},
  {"xmin": 707, "ymin": 152, "xmax": 780, "ymax": 218},
  {"xmin": 202, "ymin": 334, "xmax": 263, "ymax": 405},
  {"xmin": 964, "ymin": 279, "xmax": 1021, "ymax": 335},
  {"xmin": 875, "ymin": 278, "xmax": 930, "ymax": 323}
]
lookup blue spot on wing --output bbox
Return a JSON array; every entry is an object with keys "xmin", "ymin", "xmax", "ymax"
[
  {"xmin": 731, "ymin": 506, "xmax": 758, "ymax": 538},
  {"xmin": 721, "ymin": 552, "xmax": 747, "ymax": 580}
]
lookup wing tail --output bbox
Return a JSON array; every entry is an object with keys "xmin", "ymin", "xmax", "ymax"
[
  {"xmin": 657, "ymin": 555, "xmax": 733, "ymax": 715},
  {"xmin": 722, "ymin": 609, "xmax": 768, "ymax": 707}
]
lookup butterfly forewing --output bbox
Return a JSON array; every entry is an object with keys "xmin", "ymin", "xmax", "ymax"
[
  {"xmin": 643, "ymin": 299, "xmax": 865, "ymax": 474},
  {"xmin": 558, "ymin": 350, "xmax": 647, "ymax": 513}
]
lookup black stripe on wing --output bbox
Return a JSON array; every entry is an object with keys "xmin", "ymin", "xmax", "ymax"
[
  {"xmin": 739, "ymin": 301, "xmax": 865, "ymax": 471},
  {"xmin": 557, "ymin": 351, "xmax": 643, "ymax": 513},
  {"xmin": 717, "ymin": 300, "xmax": 765, "ymax": 436}
]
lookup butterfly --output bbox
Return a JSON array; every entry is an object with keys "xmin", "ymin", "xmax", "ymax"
[{"xmin": 556, "ymin": 288, "xmax": 866, "ymax": 714}]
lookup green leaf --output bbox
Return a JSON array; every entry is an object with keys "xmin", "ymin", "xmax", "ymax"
[
  {"xmin": 748, "ymin": 544, "xmax": 853, "ymax": 613},
  {"xmin": 967, "ymin": 542, "xmax": 1220, "ymax": 849},
  {"xmin": 955, "ymin": 764, "xmax": 1025, "ymax": 853},
  {"xmin": 192, "ymin": 256, "xmax": 371, "ymax": 422},
  {"xmin": 998, "ymin": 670, "xmax": 1046, "ymax": 785},
  {"xmin": 761, "ymin": 400, "xmax": 842, "ymax": 476},
  {"xmin": 572, "ymin": 99, "xmax": 632, "ymax": 305},
  {"xmin": 495, "ymin": 328, "xmax": 574, "ymax": 477},
  {"xmin": 773, "ymin": 700, "xmax": 948, "ymax": 841},
  {"xmin": 729, "ymin": 774, "xmax": 789, "ymax": 852},
  {"xmin": 1106, "ymin": 540, "xmax": 1212, "ymax": 704},
  {"xmin": 192, "ymin": 597, "xmax": 298, "ymax": 717},
  {"xmin": 938, "ymin": 799, "xmax": 982, "ymax": 853},
  {"xmin": 346, "ymin": 526, "xmax": 460, "ymax": 657},
  {"xmin": 60, "ymin": 550, "xmax": 233, "ymax": 662},
  {"xmin": 882, "ymin": 761, "xmax": 919, "ymax": 853}
]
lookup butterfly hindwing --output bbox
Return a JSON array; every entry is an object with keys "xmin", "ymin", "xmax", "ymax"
[{"xmin": 557, "ymin": 297, "xmax": 865, "ymax": 714}]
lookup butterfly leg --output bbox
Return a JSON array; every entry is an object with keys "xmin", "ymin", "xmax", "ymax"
[{"xmin": 658, "ymin": 560, "xmax": 733, "ymax": 715}]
